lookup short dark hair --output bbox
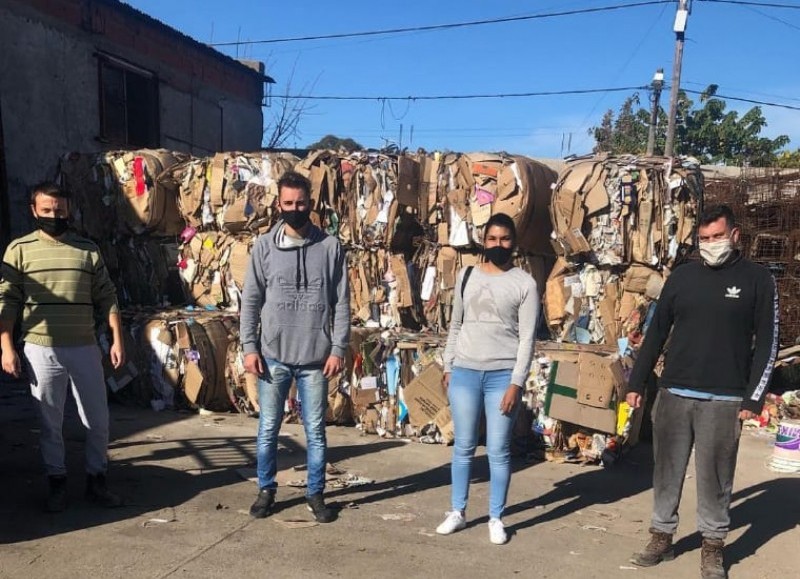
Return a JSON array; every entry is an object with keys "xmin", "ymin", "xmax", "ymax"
[
  {"xmin": 30, "ymin": 181, "xmax": 69, "ymax": 205},
  {"xmin": 699, "ymin": 204, "xmax": 737, "ymax": 229},
  {"xmin": 484, "ymin": 212, "xmax": 517, "ymax": 246},
  {"xmin": 277, "ymin": 171, "xmax": 312, "ymax": 200}
]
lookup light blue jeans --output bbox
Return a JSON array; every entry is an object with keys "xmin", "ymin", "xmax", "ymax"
[
  {"xmin": 448, "ymin": 366, "xmax": 518, "ymax": 520},
  {"xmin": 256, "ymin": 359, "xmax": 328, "ymax": 496}
]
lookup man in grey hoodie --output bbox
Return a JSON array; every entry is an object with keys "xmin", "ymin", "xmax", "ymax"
[{"xmin": 240, "ymin": 171, "xmax": 350, "ymax": 523}]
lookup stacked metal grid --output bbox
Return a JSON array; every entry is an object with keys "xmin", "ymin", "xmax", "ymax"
[{"xmin": 705, "ymin": 168, "xmax": 800, "ymax": 346}]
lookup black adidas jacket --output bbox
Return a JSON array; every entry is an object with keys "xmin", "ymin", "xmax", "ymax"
[{"xmin": 627, "ymin": 252, "xmax": 778, "ymax": 414}]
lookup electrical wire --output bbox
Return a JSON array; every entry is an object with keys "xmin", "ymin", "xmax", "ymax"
[
  {"xmin": 682, "ymin": 88, "xmax": 800, "ymax": 111},
  {"xmin": 265, "ymin": 85, "xmax": 648, "ymax": 103},
  {"xmin": 210, "ymin": 1, "xmax": 674, "ymax": 47},
  {"xmin": 699, "ymin": 0, "xmax": 800, "ymax": 9},
  {"xmin": 576, "ymin": 0, "xmax": 671, "ymax": 136},
  {"xmin": 264, "ymin": 84, "xmax": 800, "ymax": 112},
  {"xmin": 684, "ymin": 81, "xmax": 800, "ymax": 104},
  {"xmin": 742, "ymin": 4, "xmax": 800, "ymax": 30}
]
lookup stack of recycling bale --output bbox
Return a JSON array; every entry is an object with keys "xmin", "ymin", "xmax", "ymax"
[
  {"xmin": 58, "ymin": 149, "xmax": 190, "ymax": 309},
  {"xmin": 54, "ymin": 147, "xmax": 560, "ymax": 435},
  {"xmin": 170, "ymin": 151, "xmax": 299, "ymax": 310},
  {"xmin": 545, "ymin": 154, "xmax": 702, "ymax": 347},
  {"xmin": 346, "ymin": 151, "xmax": 557, "ymax": 332},
  {"xmin": 57, "ymin": 149, "xmax": 298, "ymax": 413},
  {"xmin": 96, "ymin": 309, "xmax": 241, "ymax": 413},
  {"xmin": 532, "ymin": 154, "xmax": 703, "ymax": 462}
]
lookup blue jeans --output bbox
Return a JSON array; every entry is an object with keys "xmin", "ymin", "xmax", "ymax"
[
  {"xmin": 448, "ymin": 367, "xmax": 517, "ymax": 520},
  {"xmin": 256, "ymin": 359, "xmax": 328, "ymax": 496}
]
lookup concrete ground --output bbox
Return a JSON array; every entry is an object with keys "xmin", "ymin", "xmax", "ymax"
[{"xmin": 1, "ymin": 381, "xmax": 798, "ymax": 579}]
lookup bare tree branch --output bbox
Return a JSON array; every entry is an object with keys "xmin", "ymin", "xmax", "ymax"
[{"xmin": 263, "ymin": 59, "xmax": 318, "ymax": 149}]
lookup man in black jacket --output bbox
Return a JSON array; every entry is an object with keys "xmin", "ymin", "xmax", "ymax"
[{"xmin": 626, "ymin": 205, "xmax": 778, "ymax": 579}]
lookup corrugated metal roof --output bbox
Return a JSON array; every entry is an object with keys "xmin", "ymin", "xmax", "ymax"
[{"xmin": 108, "ymin": 0, "xmax": 275, "ymax": 83}]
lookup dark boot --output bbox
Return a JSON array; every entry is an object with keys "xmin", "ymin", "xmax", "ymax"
[
  {"xmin": 85, "ymin": 473, "xmax": 122, "ymax": 507},
  {"xmin": 46, "ymin": 475, "xmax": 68, "ymax": 513},
  {"xmin": 249, "ymin": 487, "xmax": 276, "ymax": 518},
  {"xmin": 701, "ymin": 538, "xmax": 727, "ymax": 579},
  {"xmin": 630, "ymin": 528, "xmax": 675, "ymax": 567},
  {"xmin": 306, "ymin": 493, "xmax": 336, "ymax": 523}
]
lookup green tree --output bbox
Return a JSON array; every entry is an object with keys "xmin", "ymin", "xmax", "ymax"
[
  {"xmin": 307, "ymin": 134, "xmax": 363, "ymax": 152},
  {"xmin": 590, "ymin": 85, "xmax": 790, "ymax": 166},
  {"xmin": 591, "ymin": 94, "xmax": 653, "ymax": 155},
  {"xmin": 776, "ymin": 149, "xmax": 800, "ymax": 169}
]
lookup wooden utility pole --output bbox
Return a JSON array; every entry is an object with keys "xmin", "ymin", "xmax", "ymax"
[
  {"xmin": 646, "ymin": 69, "xmax": 664, "ymax": 156},
  {"xmin": 664, "ymin": 0, "xmax": 690, "ymax": 158}
]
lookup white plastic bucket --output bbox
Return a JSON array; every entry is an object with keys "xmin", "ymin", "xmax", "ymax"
[{"xmin": 770, "ymin": 419, "xmax": 800, "ymax": 473}]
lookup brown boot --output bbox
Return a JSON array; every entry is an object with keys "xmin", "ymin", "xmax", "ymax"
[
  {"xmin": 630, "ymin": 528, "xmax": 675, "ymax": 567},
  {"xmin": 701, "ymin": 538, "xmax": 727, "ymax": 579}
]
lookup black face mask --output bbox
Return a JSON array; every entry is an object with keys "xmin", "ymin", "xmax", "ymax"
[
  {"xmin": 282, "ymin": 209, "xmax": 311, "ymax": 230},
  {"xmin": 35, "ymin": 215, "xmax": 70, "ymax": 237},
  {"xmin": 484, "ymin": 245, "xmax": 513, "ymax": 266}
]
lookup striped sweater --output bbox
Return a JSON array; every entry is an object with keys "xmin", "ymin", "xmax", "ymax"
[{"xmin": 0, "ymin": 231, "xmax": 119, "ymax": 347}]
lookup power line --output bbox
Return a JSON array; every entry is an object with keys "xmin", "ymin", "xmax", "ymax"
[
  {"xmin": 684, "ymin": 81, "xmax": 800, "ymax": 103},
  {"xmin": 211, "ymin": 1, "xmax": 673, "ymax": 47},
  {"xmin": 264, "ymin": 85, "xmax": 648, "ymax": 104},
  {"xmin": 577, "ymin": 0, "xmax": 671, "ymax": 134},
  {"xmin": 742, "ymin": 4, "xmax": 800, "ymax": 30},
  {"xmin": 683, "ymin": 88, "xmax": 800, "ymax": 111},
  {"xmin": 264, "ymin": 84, "xmax": 800, "ymax": 115},
  {"xmin": 265, "ymin": 85, "xmax": 800, "ymax": 111},
  {"xmin": 699, "ymin": 0, "xmax": 800, "ymax": 9}
]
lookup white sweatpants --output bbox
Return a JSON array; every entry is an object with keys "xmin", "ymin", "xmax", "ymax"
[{"xmin": 24, "ymin": 343, "xmax": 109, "ymax": 476}]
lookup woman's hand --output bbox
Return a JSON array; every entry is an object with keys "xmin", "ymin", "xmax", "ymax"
[{"xmin": 500, "ymin": 384, "xmax": 521, "ymax": 415}]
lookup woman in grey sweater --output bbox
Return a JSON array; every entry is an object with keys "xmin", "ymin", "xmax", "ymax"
[{"xmin": 437, "ymin": 212, "xmax": 540, "ymax": 545}]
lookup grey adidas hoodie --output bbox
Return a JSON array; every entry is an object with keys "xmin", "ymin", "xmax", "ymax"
[{"xmin": 240, "ymin": 222, "xmax": 350, "ymax": 366}]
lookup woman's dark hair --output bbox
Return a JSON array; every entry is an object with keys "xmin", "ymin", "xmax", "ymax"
[{"xmin": 484, "ymin": 212, "xmax": 517, "ymax": 246}]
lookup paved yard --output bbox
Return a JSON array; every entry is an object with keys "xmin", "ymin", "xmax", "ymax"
[{"xmin": 1, "ymin": 382, "xmax": 798, "ymax": 579}]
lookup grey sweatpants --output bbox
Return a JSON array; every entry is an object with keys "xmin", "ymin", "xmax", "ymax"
[
  {"xmin": 24, "ymin": 343, "xmax": 110, "ymax": 476},
  {"xmin": 651, "ymin": 389, "xmax": 742, "ymax": 540}
]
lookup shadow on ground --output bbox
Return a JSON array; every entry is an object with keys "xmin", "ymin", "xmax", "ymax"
[
  {"xmin": 0, "ymin": 380, "xmax": 406, "ymax": 544},
  {"xmin": 501, "ymin": 443, "xmax": 655, "ymax": 534},
  {"xmin": 671, "ymin": 477, "xmax": 800, "ymax": 571}
]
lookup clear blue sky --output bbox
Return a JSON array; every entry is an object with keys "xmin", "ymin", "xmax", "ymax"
[{"xmin": 125, "ymin": 0, "xmax": 800, "ymax": 158}]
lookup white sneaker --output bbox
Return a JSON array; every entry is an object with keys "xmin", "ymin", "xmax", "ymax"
[
  {"xmin": 488, "ymin": 518, "xmax": 507, "ymax": 545},
  {"xmin": 436, "ymin": 510, "xmax": 466, "ymax": 535}
]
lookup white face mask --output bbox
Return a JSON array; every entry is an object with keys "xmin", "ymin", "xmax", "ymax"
[{"xmin": 699, "ymin": 237, "xmax": 734, "ymax": 267}]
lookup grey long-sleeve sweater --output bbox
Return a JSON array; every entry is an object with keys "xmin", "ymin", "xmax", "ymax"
[
  {"xmin": 444, "ymin": 265, "xmax": 539, "ymax": 387},
  {"xmin": 240, "ymin": 223, "xmax": 350, "ymax": 366}
]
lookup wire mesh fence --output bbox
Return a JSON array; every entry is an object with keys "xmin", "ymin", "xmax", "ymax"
[{"xmin": 705, "ymin": 168, "xmax": 800, "ymax": 346}]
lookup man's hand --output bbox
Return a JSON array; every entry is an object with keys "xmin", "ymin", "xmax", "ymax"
[
  {"xmin": 244, "ymin": 353, "xmax": 264, "ymax": 376},
  {"xmin": 323, "ymin": 355, "xmax": 344, "ymax": 379},
  {"xmin": 442, "ymin": 372, "xmax": 451, "ymax": 391},
  {"xmin": 500, "ymin": 384, "xmax": 522, "ymax": 415},
  {"xmin": 626, "ymin": 392, "xmax": 643, "ymax": 409},
  {"xmin": 739, "ymin": 409, "xmax": 756, "ymax": 422},
  {"xmin": 1, "ymin": 347, "xmax": 21, "ymax": 378},
  {"xmin": 109, "ymin": 341, "xmax": 126, "ymax": 370}
]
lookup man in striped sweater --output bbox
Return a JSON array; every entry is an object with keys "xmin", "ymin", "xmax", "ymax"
[{"xmin": 0, "ymin": 182, "xmax": 125, "ymax": 512}]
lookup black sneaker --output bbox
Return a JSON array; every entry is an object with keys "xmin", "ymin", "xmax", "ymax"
[
  {"xmin": 249, "ymin": 487, "xmax": 276, "ymax": 518},
  {"xmin": 85, "ymin": 473, "xmax": 122, "ymax": 508},
  {"xmin": 306, "ymin": 493, "xmax": 336, "ymax": 523},
  {"xmin": 46, "ymin": 475, "xmax": 68, "ymax": 513}
]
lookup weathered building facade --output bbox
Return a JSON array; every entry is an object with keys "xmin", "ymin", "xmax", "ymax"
[{"xmin": 0, "ymin": 0, "xmax": 273, "ymax": 244}]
